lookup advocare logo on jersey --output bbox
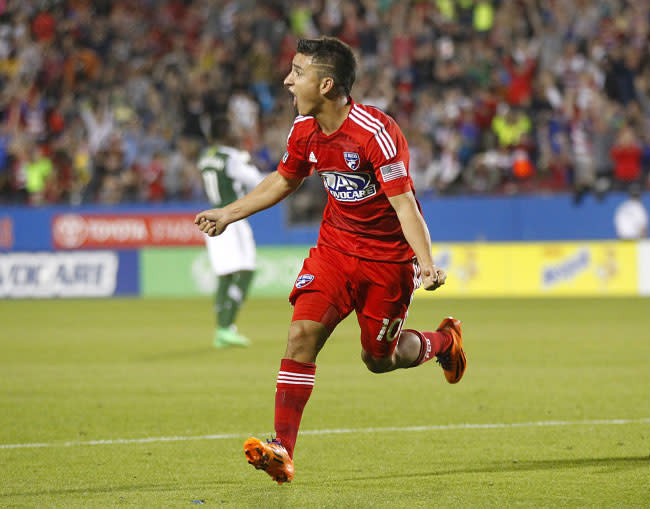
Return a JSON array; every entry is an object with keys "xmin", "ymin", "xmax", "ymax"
[{"xmin": 320, "ymin": 171, "xmax": 376, "ymax": 202}]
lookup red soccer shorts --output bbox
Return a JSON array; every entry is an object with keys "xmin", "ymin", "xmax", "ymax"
[{"xmin": 289, "ymin": 244, "xmax": 420, "ymax": 358}]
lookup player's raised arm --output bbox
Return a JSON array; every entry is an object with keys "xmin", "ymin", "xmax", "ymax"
[
  {"xmin": 195, "ymin": 171, "xmax": 304, "ymax": 237},
  {"xmin": 387, "ymin": 191, "xmax": 446, "ymax": 291}
]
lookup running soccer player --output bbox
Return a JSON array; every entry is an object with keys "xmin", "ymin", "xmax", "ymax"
[{"xmin": 195, "ymin": 37, "xmax": 466, "ymax": 484}]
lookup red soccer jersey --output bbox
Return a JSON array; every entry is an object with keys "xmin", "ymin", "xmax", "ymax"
[{"xmin": 278, "ymin": 98, "xmax": 418, "ymax": 262}]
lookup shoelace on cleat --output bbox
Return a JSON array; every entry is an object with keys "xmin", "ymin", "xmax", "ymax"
[
  {"xmin": 264, "ymin": 437, "xmax": 283, "ymax": 453},
  {"xmin": 267, "ymin": 439, "xmax": 287, "ymax": 458},
  {"xmin": 435, "ymin": 348, "xmax": 453, "ymax": 369}
]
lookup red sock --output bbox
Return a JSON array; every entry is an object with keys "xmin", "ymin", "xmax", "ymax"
[
  {"xmin": 404, "ymin": 329, "xmax": 452, "ymax": 367},
  {"xmin": 274, "ymin": 358, "xmax": 316, "ymax": 458}
]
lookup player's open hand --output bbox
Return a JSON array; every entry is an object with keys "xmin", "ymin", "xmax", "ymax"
[
  {"xmin": 194, "ymin": 209, "xmax": 228, "ymax": 237},
  {"xmin": 421, "ymin": 265, "xmax": 447, "ymax": 291}
]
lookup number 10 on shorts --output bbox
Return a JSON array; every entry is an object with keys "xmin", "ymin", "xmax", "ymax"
[{"xmin": 375, "ymin": 317, "xmax": 403, "ymax": 342}]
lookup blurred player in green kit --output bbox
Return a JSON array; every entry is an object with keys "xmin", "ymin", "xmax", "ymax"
[{"xmin": 197, "ymin": 118, "xmax": 264, "ymax": 347}]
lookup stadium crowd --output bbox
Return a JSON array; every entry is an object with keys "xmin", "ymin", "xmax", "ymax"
[{"xmin": 1, "ymin": 0, "xmax": 649, "ymax": 211}]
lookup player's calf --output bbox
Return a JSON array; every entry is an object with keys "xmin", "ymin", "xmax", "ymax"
[{"xmin": 361, "ymin": 351, "xmax": 397, "ymax": 373}]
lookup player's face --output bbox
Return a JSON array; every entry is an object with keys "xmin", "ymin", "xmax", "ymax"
[{"xmin": 284, "ymin": 53, "xmax": 324, "ymax": 116}]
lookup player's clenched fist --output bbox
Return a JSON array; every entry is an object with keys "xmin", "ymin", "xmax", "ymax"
[
  {"xmin": 421, "ymin": 265, "xmax": 446, "ymax": 291},
  {"xmin": 195, "ymin": 209, "xmax": 228, "ymax": 237}
]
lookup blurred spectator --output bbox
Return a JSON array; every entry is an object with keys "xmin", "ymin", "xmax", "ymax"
[
  {"xmin": 503, "ymin": 42, "xmax": 537, "ymax": 107},
  {"xmin": 472, "ymin": 0, "xmax": 494, "ymax": 33},
  {"xmin": 228, "ymin": 87, "xmax": 260, "ymax": 148},
  {"xmin": 140, "ymin": 151, "xmax": 166, "ymax": 202},
  {"xmin": 24, "ymin": 141, "xmax": 52, "ymax": 202},
  {"xmin": 462, "ymin": 152, "xmax": 500, "ymax": 194},
  {"xmin": 407, "ymin": 131, "xmax": 436, "ymax": 192},
  {"xmin": 80, "ymin": 97, "xmax": 114, "ymax": 155},
  {"xmin": 614, "ymin": 186, "xmax": 648, "ymax": 239},
  {"xmin": 428, "ymin": 131, "xmax": 462, "ymax": 194},
  {"xmin": 610, "ymin": 125, "xmax": 642, "ymax": 190},
  {"xmin": 491, "ymin": 105, "xmax": 531, "ymax": 148}
]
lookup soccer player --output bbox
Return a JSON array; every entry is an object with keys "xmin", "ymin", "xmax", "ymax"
[
  {"xmin": 195, "ymin": 37, "xmax": 466, "ymax": 483},
  {"xmin": 197, "ymin": 119, "xmax": 264, "ymax": 348}
]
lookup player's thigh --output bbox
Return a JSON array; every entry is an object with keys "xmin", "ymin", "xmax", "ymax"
[
  {"xmin": 235, "ymin": 219, "xmax": 256, "ymax": 268},
  {"xmin": 290, "ymin": 246, "xmax": 355, "ymax": 333},
  {"xmin": 356, "ymin": 259, "xmax": 417, "ymax": 358},
  {"xmin": 206, "ymin": 220, "xmax": 255, "ymax": 275}
]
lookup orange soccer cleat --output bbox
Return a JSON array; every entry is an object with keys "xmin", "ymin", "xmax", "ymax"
[
  {"xmin": 435, "ymin": 317, "xmax": 467, "ymax": 384},
  {"xmin": 243, "ymin": 437, "xmax": 295, "ymax": 484}
]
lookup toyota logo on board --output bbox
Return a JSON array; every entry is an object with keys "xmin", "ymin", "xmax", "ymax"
[{"xmin": 52, "ymin": 214, "xmax": 88, "ymax": 249}]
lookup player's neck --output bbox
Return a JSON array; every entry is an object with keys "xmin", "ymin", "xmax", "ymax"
[{"xmin": 315, "ymin": 96, "xmax": 351, "ymax": 136}]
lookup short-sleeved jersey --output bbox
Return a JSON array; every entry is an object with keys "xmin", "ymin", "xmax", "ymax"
[
  {"xmin": 198, "ymin": 145, "xmax": 264, "ymax": 207},
  {"xmin": 278, "ymin": 98, "xmax": 418, "ymax": 262}
]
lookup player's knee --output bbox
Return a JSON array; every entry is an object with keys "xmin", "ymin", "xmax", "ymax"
[{"xmin": 361, "ymin": 350, "xmax": 392, "ymax": 373}]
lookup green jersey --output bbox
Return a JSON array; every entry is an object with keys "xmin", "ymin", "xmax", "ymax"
[{"xmin": 197, "ymin": 145, "xmax": 263, "ymax": 207}]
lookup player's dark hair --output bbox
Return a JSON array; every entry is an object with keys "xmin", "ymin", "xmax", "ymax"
[
  {"xmin": 297, "ymin": 37, "xmax": 356, "ymax": 97},
  {"xmin": 209, "ymin": 114, "xmax": 231, "ymax": 143}
]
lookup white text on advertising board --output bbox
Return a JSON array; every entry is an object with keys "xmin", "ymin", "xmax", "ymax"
[{"xmin": 0, "ymin": 252, "xmax": 118, "ymax": 298}]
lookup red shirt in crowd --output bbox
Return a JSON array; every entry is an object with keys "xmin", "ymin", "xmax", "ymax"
[
  {"xmin": 610, "ymin": 144, "xmax": 642, "ymax": 181},
  {"xmin": 504, "ymin": 56, "xmax": 536, "ymax": 106}
]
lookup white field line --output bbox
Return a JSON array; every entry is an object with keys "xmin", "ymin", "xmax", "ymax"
[{"xmin": 2, "ymin": 418, "xmax": 649, "ymax": 450}]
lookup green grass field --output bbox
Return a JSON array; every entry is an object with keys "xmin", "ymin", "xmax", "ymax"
[{"xmin": 1, "ymin": 296, "xmax": 649, "ymax": 507}]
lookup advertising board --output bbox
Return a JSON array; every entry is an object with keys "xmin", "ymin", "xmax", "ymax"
[
  {"xmin": 0, "ymin": 251, "xmax": 138, "ymax": 298},
  {"xmin": 139, "ymin": 246, "xmax": 308, "ymax": 297},
  {"xmin": 416, "ymin": 241, "xmax": 638, "ymax": 297},
  {"xmin": 52, "ymin": 213, "xmax": 204, "ymax": 249}
]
